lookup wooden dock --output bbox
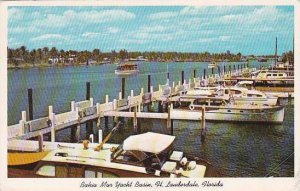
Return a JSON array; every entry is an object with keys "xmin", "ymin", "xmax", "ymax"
[{"xmin": 7, "ymin": 65, "xmax": 294, "ymax": 151}]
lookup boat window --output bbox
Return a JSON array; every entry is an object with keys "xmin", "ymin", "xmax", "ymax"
[
  {"xmin": 267, "ymin": 74, "xmax": 272, "ymax": 77},
  {"xmin": 56, "ymin": 165, "xmax": 68, "ymax": 177},
  {"xmin": 84, "ymin": 169, "xmax": 118, "ymax": 178},
  {"xmin": 85, "ymin": 170, "xmax": 96, "ymax": 178},
  {"xmin": 272, "ymin": 74, "xmax": 277, "ymax": 77},
  {"xmin": 230, "ymin": 90, "xmax": 241, "ymax": 94},
  {"xmin": 36, "ymin": 165, "xmax": 55, "ymax": 177},
  {"xmin": 68, "ymin": 164, "xmax": 83, "ymax": 178},
  {"xmin": 278, "ymin": 74, "xmax": 283, "ymax": 76},
  {"xmin": 247, "ymin": 94, "xmax": 262, "ymax": 97}
]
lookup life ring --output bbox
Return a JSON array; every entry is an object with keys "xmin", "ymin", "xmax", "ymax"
[
  {"xmin": 189, "ymin": 104, "xmax": 195, "ymax": 110},
  {"xmin": 200, "ymin": 81, "xmax": 204, "ymax": 87}
]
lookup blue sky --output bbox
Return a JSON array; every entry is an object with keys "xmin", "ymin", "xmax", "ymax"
[{"xmin": 8, "ymin": 6, "xmax": 294, "ymax": 55}]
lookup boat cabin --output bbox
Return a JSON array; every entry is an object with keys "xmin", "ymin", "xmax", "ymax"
[{"xmin": 14, "ymin": 132, "xmax": 207, "ymax": 178}]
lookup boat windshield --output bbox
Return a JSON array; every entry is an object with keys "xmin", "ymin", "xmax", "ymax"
[{"xmin": 111, "ymin": 144, "xmax": 174, "ymax": 169}]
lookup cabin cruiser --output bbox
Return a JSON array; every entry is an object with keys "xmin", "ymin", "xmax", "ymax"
[
  {"xmin": 177, "ymin": 96, "xmax": 284, "ymax": 124},
  {"xmin": 115, "ymin": 62, "xmax": 139, "ymax": 75},
  {"xmin": 234, "ymin": 81, "xmax": 292, "ymax": 99},
  {"xmin": 183, "ymin": 83, "xmax": 278, "ymax": 106},
  {"xmin": 8, "ymin": 132, "xmax": 219, "ymax": 178},
  {"xmin": 218, "ymin": 87, "xmax": 278, "ymax": 106},
  {"xmin": 208, "ymin": 62, "xmax": 217, "ymax": 69}
]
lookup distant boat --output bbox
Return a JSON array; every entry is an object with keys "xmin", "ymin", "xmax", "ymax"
[
  {"xmin": 115, "ymin": 62, "xmax": 139, "ymax": 75},
  {"xmin": 128, "ymin": 56, "xmax": 147, "ymax": 62},
  {"xmin": 257, "ymin": 57, "xmax": 268, "ymax": 62},
  {"xmin": 208, "ymin": 62, "xmax": 217, "ymax": 69}
]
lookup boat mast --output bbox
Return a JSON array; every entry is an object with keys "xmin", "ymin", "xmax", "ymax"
[{"xmin": 274, "ymin": 36, "xmax": 277, "ymax": 70}]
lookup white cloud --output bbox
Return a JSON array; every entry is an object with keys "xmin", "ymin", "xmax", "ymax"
[
  {"xmin": 140, "ymin": 25, "xmax": 166, "ymax": 33},
  {"xmin": 9, "ymin": 26, "xmax": 39, "ymax": 33},
  {"xmin": 8, "ymin": 8, "xmax": 24, "ymax": 20},
  {"xmin": 148, "ymin": 12, "xmax": 177, "ymax": 20},
  {"xmin": 8, "ymin": 37, "xmax": 24, "ymax": 47},
  {"xmin": 32, "ymin": 9, "xmax": 135, "ymax": 28},
  {"xmin": 30, "ymin": 34, "xmax": 69, "ymax": 42},
  {"xmin": 107, "ymin": 27, "xmax": 120, "ymax": 34}
]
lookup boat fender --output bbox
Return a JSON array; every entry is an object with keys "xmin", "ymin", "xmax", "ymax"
[
  {"xmin": 47, "ymin": 119, "xmax": 52, "ymax": 127},
  {"xmin": 200, "ymin": 80, "xmax": 204, "ymax": 87},
  {"xmin": 189, "ymin": 104, "xmax": 195, "ymax": 110},
  {"xmin": 83, "ymin": 140, "xmax": 89, "ymax": 150},
  {"xmin": 180, "ymin": 157, "xmax": 188, "ymax": 166},
  {"xmin": 110, "ymin": 147, "xmax": 117, "ymax": 152},
  {"xmin": 187, "ymin": 161, "xmax": 197, "ymax": 170}
]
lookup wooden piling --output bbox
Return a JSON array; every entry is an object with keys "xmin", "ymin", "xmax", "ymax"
[
  {"xmin": 70, "ymin": 125, "xmax": 77, "ymax": 143},
  {"xmin": 121, "ymin": 77, "xmax": 125, "ymax": 99},
  {"xmin": 105, "ymin": 116, "xmax": 108, "ymax": 128},
  {"xmin": 203, "ymin": 69, "xmax": 206, "ymax": 79},
  {"xmin": 193, "ymin": 69, "xmax": 196, "ymax": 78},
  {"xmin": 223, "ymin": 65, "xmax": 226, "ymax": 74},
  {"xmin": 167, "ymin": 105, "xmax": 172, "ymax": 135},
  {"xmin": 38, "ymin": 132, "xmax": 43, "ymax": 152},
  {"xmin": 181, "ymin": 71, "xmax": 184, "ymax": 84},
  {"xmin": 86, "ymin": 82, "xmax": 90, "ymax": 100},
  {"xmin": 134, "ymin": 105, "xmax": 137, "ymax": 134},
  {"xmin": 86, "ymin": 120, "xmax": 93, "ymax": 139},
  {"xmin": 28, "ymin": 88, "xmax": 33, "ymax": 121},
  {"xmin": 201, "ymin": 105, "xmax": 206, "ymax": 141},
  {"xmin": 75, "ymin": 124, "xmax": 81, "ymax": 142},
  {"xmin": 148, "ymin": 75, "xmax": 151, "ymax": 93}
]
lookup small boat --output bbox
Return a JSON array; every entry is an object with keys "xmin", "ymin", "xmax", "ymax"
[
  {"xmin": 8, "ymin": 132, "xmax": 220, "ymax": 178},
  {"xmin": 177, "ymin": 96, "xmax": 284, "ymax": 124},
  {"xmin": 115, "ymin": 62, "xmax": 139, "ymax": 75},
  {"xmin": 184, "ymin": 85, "xmax": 278, "ymax": 106},
  {"xmin": 208, "ymin": 62, "xmax": 217, "ymax": 69}
]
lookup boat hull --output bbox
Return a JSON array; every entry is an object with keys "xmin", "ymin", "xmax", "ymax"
[
  {"xmin": 174, "ymin": 106, "xmax": 284, "ymax": 124},
  {"xmin": 230, "ymin": 97, "xmax": 278, "ymax": 106},
  {"xmin": 115, "ymin": 70, "xmax": 139, "ymax": 75}
]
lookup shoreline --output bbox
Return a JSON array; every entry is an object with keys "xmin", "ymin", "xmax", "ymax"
[{"xmin": 7, "ymin": 60, "xmax": 254, "ymax": 70}]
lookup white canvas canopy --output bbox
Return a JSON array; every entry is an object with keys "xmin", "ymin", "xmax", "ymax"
[{"xmin": 122, "ymin": 132, "xmax": 175, "ymax": 154}]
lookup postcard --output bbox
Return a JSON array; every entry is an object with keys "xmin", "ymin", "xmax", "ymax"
[{"xmin": 0, "ymin": 1, "xmax": 299, "ymax": 191}]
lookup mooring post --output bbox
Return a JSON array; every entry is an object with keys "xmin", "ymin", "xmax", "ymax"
[
  {"xmin": 21, "ymin": 111, "xmax": 27, "ymax": 122},
  {"xmin": 167, "ymin": 105, "xmax": 172, "ymax": 135},
  {"xmin": 181, "ymin": 71, "xmax": 184, "ymax": 85},
  {"xmin": 38, "ymin": 132, "xmax": 43, "ymax": 152},
  {"xmin": 86, "ymin": 82, "xmax": 90, "ymax": 100},
  {"xmin": 201, "ymin": 105, "xmax": 206, "ymax": 141},
  {"xmin": 133, "ymin": 105, "xmax": 137, "ymax": 134},
  {"xmin": 147, "ymin": 75, "xmax": 151, "ymax": 111},
  {"xmin": 212, "ymin": 67, "xmax": 214, "ymax": 75},
  {"xmin": 98, "ymin": 129, "xmax": 103, "ymax": 143},
  {"xmin": 105, "ymin": 116, "xmax": 108, "ymax": 129},
  {"xmin": 203, "ymin": 69, "xmax": 206, "ymax": 79},
  {"xmin": 148, "ymin": 75, "xmax": 151, "ymax": 93},
  {"xmin": 28, "ymin": 88, "xmax": 33, "ymax": 121},
  {"xmin": 121, "ymin": 77, "xmax": 125, "ymax": 99},
  {"xmin": 193, "ymin": 69, "xmax": 196, "ymax": 78}
]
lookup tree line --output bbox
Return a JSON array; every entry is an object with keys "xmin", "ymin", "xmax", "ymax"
[{"xmin": 7, "ymin": 46, "xmax": 293, "ymax": 67}]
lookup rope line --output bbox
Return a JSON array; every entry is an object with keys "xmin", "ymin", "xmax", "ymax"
[{"xmin": 265, "ymin": 152, "xmax": 294, "ymax": 177}]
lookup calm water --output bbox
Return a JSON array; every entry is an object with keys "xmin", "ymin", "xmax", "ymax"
[{"xmin": 8, "ymin": 61, "xmax": 294, "ymax": 177}]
